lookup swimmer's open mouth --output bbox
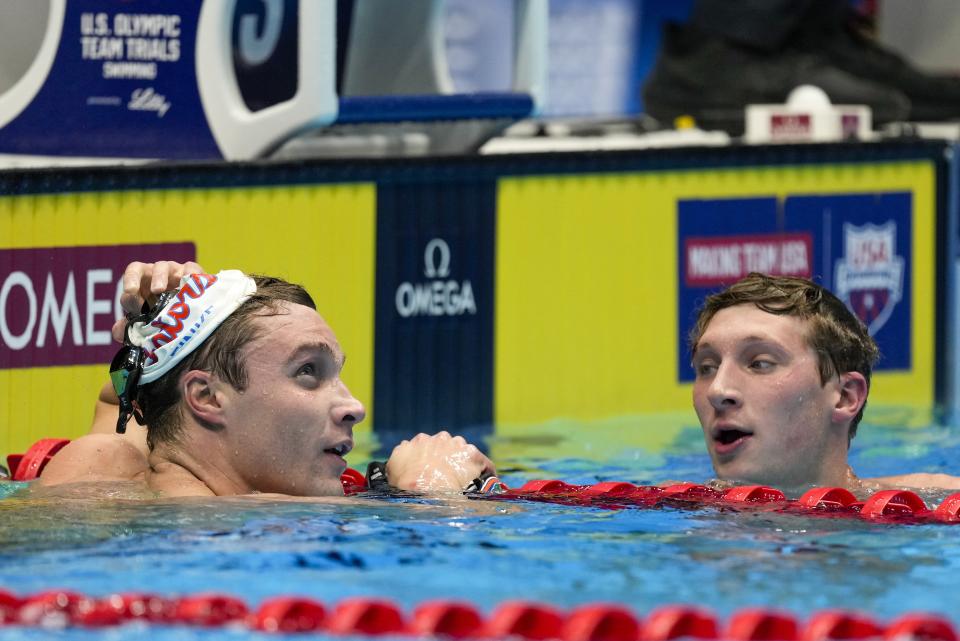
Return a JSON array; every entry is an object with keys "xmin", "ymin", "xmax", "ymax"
[
  {"xmin": 716, "ymin": 429, "xmax": 751, "ymax": 445},
  {"xmin": 711, "ymin": 426, "xmax": 753, "ymax": 454},
  {"xmin": 325, "ymin": 442, "xmax": 353, "ymax": 457}
]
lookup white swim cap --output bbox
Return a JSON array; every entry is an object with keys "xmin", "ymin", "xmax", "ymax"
[{"xmin": 127, "ymin": 270, "xmax": 257, "ymax": 384}]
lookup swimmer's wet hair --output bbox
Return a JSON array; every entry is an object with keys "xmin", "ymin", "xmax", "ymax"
[
  {"xmin": 139, "ymin": 275, "xmax": 315, "ymax": 450},
  {"xmin": 689, "ymin": 272, "xmax": 880, "ymax": 441}
]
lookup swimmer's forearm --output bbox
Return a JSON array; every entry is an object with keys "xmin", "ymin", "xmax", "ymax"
[
  {"xmin": 98, "ymin": 380, "xmax": 120, "ymax": 406},
  {"xmin": 868, "ymin": 472, "xmax": 960, "ymax": 491},
  {"xmin": 89, "ymin": 381, "xmax": 120, "ymax": 435},
  {"xmin": 89, "ymin": 379, "xmax": 150, "ymax": 458}
]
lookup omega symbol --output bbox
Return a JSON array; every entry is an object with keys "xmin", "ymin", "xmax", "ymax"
[{"xmin": 423, "ymin": 238, "xmax": 451, "ymax": 279}]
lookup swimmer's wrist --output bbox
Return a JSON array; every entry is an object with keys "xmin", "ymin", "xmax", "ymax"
[
  {"xmin": 366, "ymin": 461, "xmax": 504, "ymax": 495},
  {"xmin": 463, "ymin": 472, "xmax": 507, "ymax": 495},
  {"xmin": 365, "ymin": 461, "xmax": 391, "ymax": 490}
]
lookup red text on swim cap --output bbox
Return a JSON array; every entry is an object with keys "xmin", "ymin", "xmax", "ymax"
[{"xmin": 145, "ymin": 273, "xmax": 218, "ymax": 364}]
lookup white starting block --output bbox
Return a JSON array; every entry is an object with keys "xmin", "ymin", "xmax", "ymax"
[
  {"xmin": 277, "ymin": 0, "xmax": 548, "ymax": 159},
  {"xmin": 744, "ymin": 85, "xmax": 872, "ymax": 144}
]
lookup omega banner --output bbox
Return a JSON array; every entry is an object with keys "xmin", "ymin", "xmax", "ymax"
[
  {"xmin": 373, "ymin": 180, "xmax": 495, "ymax": 444},
  {"xmin": 0, "ymin": 243, "xmax": 195, "ymax": 368}
]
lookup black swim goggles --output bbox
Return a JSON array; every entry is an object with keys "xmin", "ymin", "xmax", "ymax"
[{"xmin": 109, "ymin": 290, "xmax": 177, "ymax": 434}]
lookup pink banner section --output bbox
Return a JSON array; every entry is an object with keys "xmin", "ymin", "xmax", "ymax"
[
  {"xmin": 0, "ymin": 243, "xmax": 195, "ymax": 369},
  {"xmin": 684, "ymin": 232, "xmax": 813, "ymax": 287}
]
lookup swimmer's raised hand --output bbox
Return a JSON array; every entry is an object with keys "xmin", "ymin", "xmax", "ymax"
[
  {"xmin": 385, "ymin": 431, "xmax": 495, "ymax": 493},
  {"xmin": 112, "ymin": 260, "xmax": 205, "ymax": 342}
]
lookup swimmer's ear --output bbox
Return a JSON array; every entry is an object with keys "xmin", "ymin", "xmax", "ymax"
[
  {"xmin": 832, "ymin": 371, "xmax": 868, "ymax": 425},
  {"xmin": 181, "ymin": 370, "xmax": 226, "ymax": 427}
]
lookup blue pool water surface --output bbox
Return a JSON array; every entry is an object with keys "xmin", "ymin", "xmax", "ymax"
[{"xmin": 0, "ymin": 419, "xmax": 958, "ymax": 640}]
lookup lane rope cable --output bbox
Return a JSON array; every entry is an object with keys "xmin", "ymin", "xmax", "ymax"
[{"xmin": 0, "ymin": 589, "xmax": 956, "ymax": 640}]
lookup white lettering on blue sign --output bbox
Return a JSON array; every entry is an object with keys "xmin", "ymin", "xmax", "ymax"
[
  {"xmin": 395, "ymin": 238, "xmax": 477, "ymax": 318},
  {"xmin": 129, "ymin": 88, "xmax": 171, "ymax": 117},
  {"xmin": 103, "ymin": 62, "xmax": 158, "ymax": 80},
  {"xmin": 81, "ymin": 12, "xmax": 182, "ymax": 79}
]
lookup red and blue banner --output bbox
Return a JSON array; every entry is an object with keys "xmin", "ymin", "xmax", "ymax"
[{"xmin": 677, "ymin": 193, "xmax": 913, "ymax": 381}]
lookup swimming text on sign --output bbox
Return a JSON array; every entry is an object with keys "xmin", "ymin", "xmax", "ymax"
[{"xmin": 80, "ymin": 12, "xmax": 181, "ymax": 81}]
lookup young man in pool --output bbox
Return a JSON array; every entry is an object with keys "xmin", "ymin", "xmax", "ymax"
[
  {"xmin": 41, "ymin": 261, "xmax": 494, "ymax": 497},
  {"xmin": 690, "ymin": 272, "xmax": 960, "ymax": 492}
]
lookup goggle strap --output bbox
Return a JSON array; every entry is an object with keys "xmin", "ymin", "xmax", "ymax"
[
  {"xmin": 116, "ymin": 410, "xmax": 130, "ymax": 434},
  {"xmin": 113, "ymin": 289, "xmax": 177, "ymax": 435}
]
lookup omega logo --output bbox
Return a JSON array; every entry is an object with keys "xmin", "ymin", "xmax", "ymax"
[
  {"xmin": 423, "ymin": 238, "xmax": 450, "ymax": 278},
  {"xmin": 395, "ymin": 238, "xmax": 477, "ymax": 318}
]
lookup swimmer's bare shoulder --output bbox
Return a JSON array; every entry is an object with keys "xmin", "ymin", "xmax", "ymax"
[
  {"xmin": 40, "ymin": 434, "xmax": 148, "ymax": 485},
  {"xmin": 866, "ymin": 472, "xmax": 960, "ymax": 491}
]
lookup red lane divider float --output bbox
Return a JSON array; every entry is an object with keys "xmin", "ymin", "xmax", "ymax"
[
  {"xmin": 486, "ymin": 479, "xmax": 960, "ymax": 526},
  {"xmin": 6, "ymin": 438, "xmax": 70, "ymax": 481},
  {"xmin": 0, "ymin": 590, "xmax": 956, "ymax": 640}
]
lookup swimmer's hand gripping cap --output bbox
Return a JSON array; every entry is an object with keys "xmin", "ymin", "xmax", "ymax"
[{"xmin": 127, "ymin": 270, "xmax": 257, "ymax": 385}]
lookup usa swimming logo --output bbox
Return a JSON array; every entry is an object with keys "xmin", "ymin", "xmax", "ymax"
[{"xmin": 833, "ymin": 221, "xmax": 904, "ymax": 335}]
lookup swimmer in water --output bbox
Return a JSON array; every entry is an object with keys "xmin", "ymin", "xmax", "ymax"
[
  {"xmin": 690, "ymin": 272, "xmax": 960, "ymax": 493},
  {"xmin": 41, "ymin": 261, "xmax": 494, "ymax": 497}
]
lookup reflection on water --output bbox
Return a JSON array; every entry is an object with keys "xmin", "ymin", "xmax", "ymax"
[{"xmin": 0, "ymin": 419, "xmax": 957, "ymax": 639}]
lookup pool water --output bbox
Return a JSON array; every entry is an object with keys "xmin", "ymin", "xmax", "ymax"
[{"xmin": 0, "ymin": 418, "xmax": 958, "ymax": 639}]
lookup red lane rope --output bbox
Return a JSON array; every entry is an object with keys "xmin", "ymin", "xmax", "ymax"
[
  {"xmin": 483, "ymin": 479, "xmax": 960, "ymax": 525},
  {"xmin": 0, "ymin": 590, "xmax": 956, "ymax": 640},
  {"xmin": 8, "ymin": 440, "xmax": 959, "ymax": 524}
]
